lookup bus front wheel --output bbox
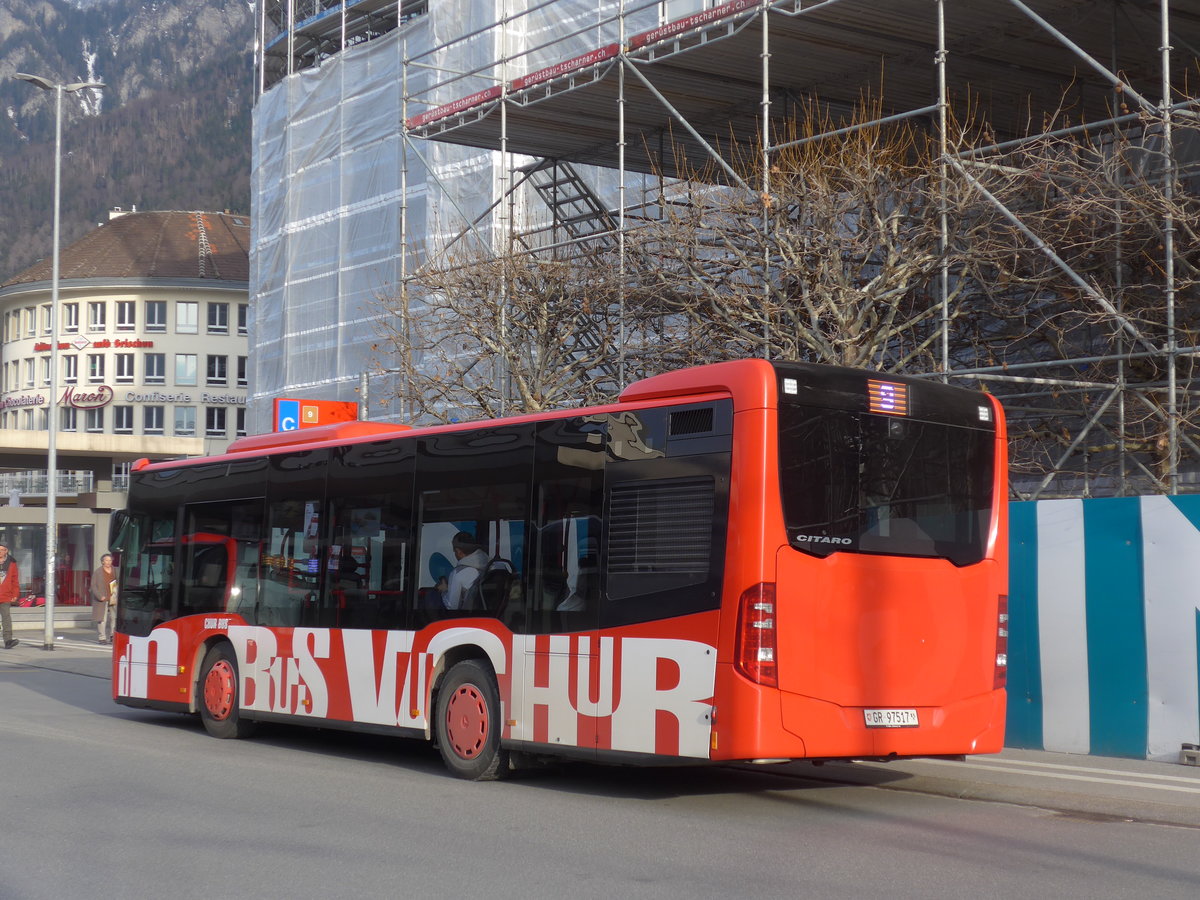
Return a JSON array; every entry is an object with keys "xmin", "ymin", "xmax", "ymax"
[
  {"xmin": 198, "ymin": 643, "xmax": 256, "ymax": 739},
  {"xmin": 435, "ymin": 660, "xmax": 510, "ymax": 780}
]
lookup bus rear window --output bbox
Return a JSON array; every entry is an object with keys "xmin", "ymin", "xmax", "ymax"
[{"xmin": 779, "ymin": 404, "xmax": 994, "ymax": 566}]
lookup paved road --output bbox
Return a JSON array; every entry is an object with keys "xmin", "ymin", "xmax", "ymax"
[
  {"xmin": 4, "ymin": 630, "xmax": 1200, "ymax": 900},
  {"xmin": 7, "ymin": 628, "xmax": 1199, "ymax": 829}
]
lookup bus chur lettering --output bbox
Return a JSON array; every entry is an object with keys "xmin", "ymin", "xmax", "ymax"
[{"xmin": 117, "ymin": 626, "xmax": 717, "ymax": 758}]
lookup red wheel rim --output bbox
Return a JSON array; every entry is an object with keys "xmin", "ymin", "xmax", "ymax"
[
  {"xmin": 204, "ymin": 659, "xmax": 236, "ymax": 721},
  {"xmin": 445, "ymin": 683, "xmax": 489, "ymax": 760}
]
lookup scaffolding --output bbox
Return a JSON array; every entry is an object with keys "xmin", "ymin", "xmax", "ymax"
[{"xmin": 253, "ymin": 0, "xmax": 1200, "ymax": 497}]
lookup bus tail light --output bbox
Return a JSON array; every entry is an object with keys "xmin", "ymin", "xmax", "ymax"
[
  {"xmin": 994, "ymin": 594, "xmax": 1009, "ymax": 690},
  {"xmin": 736, "ymin": 583, "xmax": 778, "ymax": 688}
]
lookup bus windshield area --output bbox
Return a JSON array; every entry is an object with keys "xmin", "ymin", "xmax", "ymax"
[{"xmin": 779, "ymin": 403, "xmax": 994, "ymax": 566}]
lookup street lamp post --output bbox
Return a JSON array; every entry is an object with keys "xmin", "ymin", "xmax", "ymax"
[{"xmin": 16, "ymin": 73, "xmax": 104, "ymax": 650}]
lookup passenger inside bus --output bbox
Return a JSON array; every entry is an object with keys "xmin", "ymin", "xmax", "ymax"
[{"xmin": 441, "ymin": 531, "xmax": 489, "ymax": 610}]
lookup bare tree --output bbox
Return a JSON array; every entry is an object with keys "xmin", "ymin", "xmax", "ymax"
[
  {"xmin": 370, "ymin": 94, "xmax": 1200, "ymax": 497},
  {"xmin": 956, "ymin": 106, "xmax": 1200, "ymax": 495},
  {"xmin": 371, "ymin": 245, "xmax": 629, "ymax": 422},
  {"xmin": 630, "ymin": 102, "xmax": 1003, "ymax": 373}
]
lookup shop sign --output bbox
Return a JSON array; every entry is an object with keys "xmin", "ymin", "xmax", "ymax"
[
  {"xmin": 274, "ymin": 398, "xmax": 358, "ymax": 432},
  {"xmin": 60, "ymin": 385, "xmax": 114, "ymax": 409},
  {"xmin": 34, "ymin": 338, "xmax": 152, "ymax": 352},
  {"xmin": 1, "ymin": 394, "xmax": 46, "ymax": 410}
]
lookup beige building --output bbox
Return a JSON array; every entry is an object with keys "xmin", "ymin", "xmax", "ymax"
[{"xmin": 0, "ymin": 209, "xmax": 250, "ymax": 605}]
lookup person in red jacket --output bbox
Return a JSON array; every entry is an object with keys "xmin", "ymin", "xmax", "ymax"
[{"xmin": 0, "ymin": 542, "xmax": 19, "ymax": 649}]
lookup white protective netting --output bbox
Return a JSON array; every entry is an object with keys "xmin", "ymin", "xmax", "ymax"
[{"xmin": 250, "ymin": 0, "xmax": 667, "ymax": 432}]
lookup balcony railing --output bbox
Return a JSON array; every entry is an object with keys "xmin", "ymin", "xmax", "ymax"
[{"xmin": 0, "ymin": 470, "xmax": 106, "ymax": 499}]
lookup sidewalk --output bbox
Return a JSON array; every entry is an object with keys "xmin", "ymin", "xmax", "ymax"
[
  {"xmin": 752, "ymin": 748, "xmax": 1200, "ymax": 828},
  {"xmin": 0, "ymin": 624, "xmax": 113, "ymax": 678},
  {"xmin": 3, "ymin": 634, "xmax": 1197, "ymax": 826},
  {"xmin": 11, "ymin": 607, "xmax": 93, "ymax": 632}
]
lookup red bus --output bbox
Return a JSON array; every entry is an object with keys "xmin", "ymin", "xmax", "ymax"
[{"xmin": 111, "ymin": 359, "xmax": 1007, "ymax": 779}]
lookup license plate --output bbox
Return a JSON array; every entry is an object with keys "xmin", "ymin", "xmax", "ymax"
[{"xmin": 863, "ymin": 708, "xmax": 919, "ymax": 728}]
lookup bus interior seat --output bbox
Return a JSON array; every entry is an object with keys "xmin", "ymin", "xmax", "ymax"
[
  {"xmin": 199, "ymin": 563, "xmax": 223, "ymax": 588},
  {"xmin": 477, "ymin": 560, "xmax": 515, "ymax": 614}
]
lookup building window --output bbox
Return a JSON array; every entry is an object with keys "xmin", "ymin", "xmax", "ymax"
[
  {"xmin": 145, "ymin": 353, "xmax": 165, "ymax": 384},
  {"xmin": 237, "ymin": 303, "xmax": 249, "ymax": 335},
  {"xmin": 24, "ymin": 307, "xmax": 35, "ymax": 337},
  {"xmin": 40, "ymin": 356, "xmax": 51, "ymax": 386},
  {"xmin": 61, "ymin": 407, "xmax": 78, "ymax": 432},
  {"xmin": 85, "ymin": 407, "xmax": 105, "ymax": 433},
  {"xmin": 63, "ymin": 303, "xmax": 79, "ymax": 334},
  {"xmin": 206, "ymin": 355, "xmax": 228, "ymax": 386},
  {"xmin": 22, "ymin": 409, "xmax": 34, "ymax": 429},
  {"xmin": 116, "ymin": 301, "xmax": 136, "ymax": 331},
  {"xmin": 174, "ymin": 406, "xmax": 196, "ymax": 436},
  {"xmin": 175, "ymin": 354, "xmax": 197, "ymax": 386},
  {"xmin": 113, "ymin": 461, "xmax": 132, "ymax": 490},
  {"xmin": 24, "ymin": 358, "xmax": 34, "ymax": 388},
  {"xmin": 237, "ymin": 356, "xmax": 248, "ymax": 388},
  {"xmin": 205, "ymin": 406, "xmax": 227, "ymax": 437},
  {"xmin": 176, "ymin": 301, "xmax": 198, "ymax": 334},
  {"xmin": 144, "ymin": 406, "xmax": 165, "ymax": 435},
  {"xmin": 207, "ymin": 303, "xmax": 229, "ymax": 334},
  {"xmin": 38, "ymin": 408, "xmax": 48, "ymax": 430},
  {"xmin": 88, "ymin": 353, "xmax": 105, "ymax": 383},
  {"xmin": 145, "ymin": 300, "xmax": 167, "ymax": 332},
  {"xmin": 113, "ymin": 405, "xmax": 134, "ymax": 434},
  {"xmin": 88, "ymin": 301, "xmax": 107, "ymax": 332},
  {"xmin": 236, "ymin": 407, "xmax": 247, "ymax": 437},
  {"xmin": 40, "ymin": 304, "xmax": 52, "ymax": 335},
  {"xmin": 115, "ymin": 353, "xmax": 135, "ymax": 384},
  {"xmin": 63, "ymin": 356, "xmax": 78, "ymax": 384}
]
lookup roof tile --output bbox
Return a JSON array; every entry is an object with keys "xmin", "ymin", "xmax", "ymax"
[{"xmin": 3, "ymin": 210, "xmax": 251, "ymax": 286}]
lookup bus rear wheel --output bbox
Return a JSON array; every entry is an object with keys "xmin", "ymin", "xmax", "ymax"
[
  {"xmin": 199, "ymin": 643, "xmax": 256, "ymax": 739},
  {"xmin": 435, "ymin": 660, "xmax": 509, "ymax": 780}
]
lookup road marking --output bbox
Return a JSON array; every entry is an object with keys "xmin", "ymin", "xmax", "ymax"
[
  {"xmin": 976, "ymin": 756, "xmax": 1200, "ymax": 784},
  {"xmin": 915, "ymin": 758, "xmax": 1200, "ymax": 795}
]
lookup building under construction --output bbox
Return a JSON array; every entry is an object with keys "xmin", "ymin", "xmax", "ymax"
[{"xmin": 251, "ymin": 0, "xmax": 1200, "ymax": 497}]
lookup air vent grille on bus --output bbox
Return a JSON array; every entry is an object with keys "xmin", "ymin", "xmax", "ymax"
[
  {"xmin": 608, "ymin": 477, "xmax": 714, "ymax": 575},
  {"xmin": 670, "ymin": 407, "xmax": 714, "ymax": 436}
]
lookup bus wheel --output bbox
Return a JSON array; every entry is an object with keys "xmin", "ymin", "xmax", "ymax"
[
  {"xmin": 435, "ymin": 660, "xmax": 509, "ymax": 780},
  {"xmin": 199, "ymin": 643, "xmax": 256, "ymax": 739}
]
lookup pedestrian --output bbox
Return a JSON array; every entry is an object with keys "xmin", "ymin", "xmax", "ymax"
[
  {"xmin": 91, "ymin": 552, "xmax": 117, "ymax": 645},
  {"xmin": 0, "ymin": 542, "xmax": 19, "ymax": 649}
]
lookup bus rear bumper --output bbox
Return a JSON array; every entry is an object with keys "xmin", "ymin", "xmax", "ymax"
[{"xmin": 778, "ymin": 688, "xmax": 1007, "ymax": 759}]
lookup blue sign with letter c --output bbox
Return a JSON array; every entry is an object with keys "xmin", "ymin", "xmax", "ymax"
[{"xmin": 277, "ymin": 399, "xmax": 300, "ymax": 432}]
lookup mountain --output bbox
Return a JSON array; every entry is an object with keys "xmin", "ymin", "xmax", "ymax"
[{"xmin": 0, "ymin": 0, "xmax": 253, "ymax": 281}]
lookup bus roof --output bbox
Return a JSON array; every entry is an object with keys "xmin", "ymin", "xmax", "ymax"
[{"xmin": 132, "ymin": 359, "xmax": 789, "ymax": 473}]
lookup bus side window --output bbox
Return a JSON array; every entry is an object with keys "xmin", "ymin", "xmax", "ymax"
[
  {"xmin": 526, "ymin": 479, "xmax": 601, "ymax": 635},
  {"xmin": 413, "ymin": 492, "xmax": 527, "ymax": 626},
  {"xmin": 411, "ymin": 424, "xmax": 533, "ymax": 627},
  {"xmin": 601, "ymin": 470, "xmax": 728, "ymax": 628},
  {"xmin": 181, "ymin": 498, "xmax": 265, "ymax": 623},
  {"xmin": 524, "ymin": 416, "xmax": 606, "ymax": 636},
  {"xmin": 116, "ymin": 514, "xmax": 175, "ymax": 638},
  {"xmin": 326, "ymin": 441, "xmax": 415, "ymax": 630},
  {"xmin": 180, "ymin": 543, "xmax": 230, "ymax": 618},
  {"xmin": 327, "ymin": 501, "xmax": 410, "ymax": 630}
]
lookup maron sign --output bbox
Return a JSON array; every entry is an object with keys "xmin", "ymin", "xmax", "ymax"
[{"xmin": 60, "ymin": 385, "xmax": 114, "ymax": 409}]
